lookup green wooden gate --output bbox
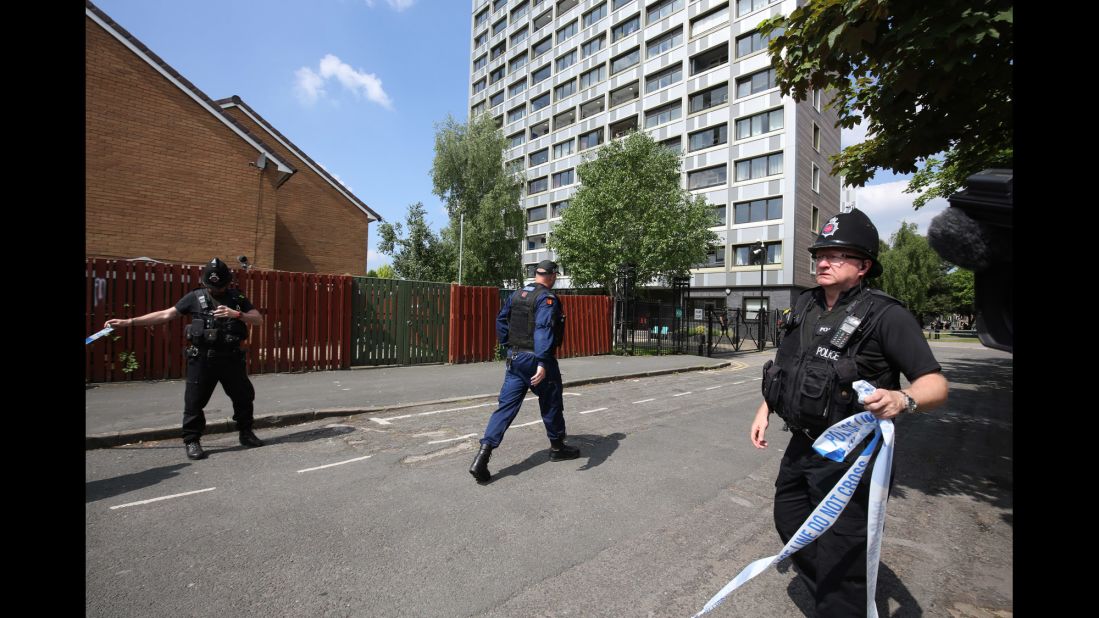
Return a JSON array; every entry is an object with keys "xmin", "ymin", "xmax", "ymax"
[{"xmin": 351, "ymin": 278, "xmax": 450, "ymax": 366}]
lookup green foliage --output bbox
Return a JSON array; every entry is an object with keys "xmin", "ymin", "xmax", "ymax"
[
  {"xmin": 431, "ymin": 113, "xmax": 524, "ymax": 286},
  {"xmin": 757, "ymin": 1, "xmax": 1012, "ymax": 204},
  {"xmin": 365, "ymin": 264, "xmax": 398, "ymax": 279},
  {"xmin": 548, "ymin": 131, "xmax": 718, "ymax": 294},
  {"xmin": 877, "ymin": 222, "xmax": 946, "ymax": 316},
  {"xmin": 376, "ymin": 202, "xmax": 453, "ymax": 282},
  {"xmin": 118, "ymin": 351, "xmax": 139, "ymax": 374}
]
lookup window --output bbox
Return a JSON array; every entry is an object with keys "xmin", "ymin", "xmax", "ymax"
[
  {"xmin": 612, "ymin": 0, "xmax": 633, "ymax": 9},
  {"xmin": 508, "ymin": 131, "xmax": 526, "ymax": 148},
  {"xmin": 579, "ymin": 63, "xmax": 606, "ymax": 89},
  {"xmin": 688, "ymin": 82, "xmax": 728, "ymax": 113},
  {"xmin": 556, "ymin": 49, "xmax": 577, "ymax": 71},
  {"xmin": 473, "ymin": 54, "xmax": 487, "ymax": 72},
  {"xmin": 687, "ymin": 164, "xmax": 727, "ymax": 189},
  {"xmin": 813, "ymin": 123, "xmax": 821, "ymax": 151},
  {"xmin": 733, "ymin": 197, "xmax": 782, "ymax": 224},
  {"xmin": 509, "ymin": 53, "xmax": 529, "ymax": 72},
  {"xmin": 529, "ymin": 148, "xmax": 549, "ymax": 166},
  {"xmin": 553, "ymin": 138, "xmax": 575, "ymax": 158},
  {"xmin": 530, "ymin": 120, "xmax": 550, "ymax": 139},
  {"xmin": 646, "ymin": 0, "xmax": 682, "ymax": 24},
  {"xmin": 812, "ymin": 88, "xmax": 822, "ymax": 111},
  {"xmin": 582, "ymin": 34, "xmax": 606, "ymax": 58},
  {"xmin": 494, "ymin": 0, "xmax": 508, "ymax": 12},
  {"xmin": 551, "ymin": 200, "xmax": 569, "ymax": 217},
  {"xmin": 475, "ymin": 7, "xmax": 490, "ymax": 29},
  {"xmin": 690, "ymin": 43, "xmax": 728, "ymax": 75},
  {"xmin": 644, "ymin": 101, "xmax": 681, "ymax": 128},
  {"xmin": 610, "ymin": 47, "xmax": 640, "ymax": 74},
  {"xmin": 645, "ymin": 63, "xmax": 681, "ymax": 93},
  {"xmin": 660, "ymin": 135, "xmax": 682, "ymax": 152},
  {"xmin": 475, "ymin": 31, "xmax": 488, "ymax": 49},
  {"xmin": 552, "ymin": 168, "xmax": 574, "ymax": 187},
  {"xmin": 690, "ymin": 3, "xmax": 729, "ymax": 37},
  {"xmin": 583, "ymin": 2, "xmax": 607, "ymax": 28},
  {"xmin": 471, "ymin": 101, "xmax": 486, "ymax": 117},
  {"xmin": 491, "ymin": 41, "xmax": 507, "ymax": 60},
  {"xmin": 490, "ymin": 66, "xmax": 506, "ymax": 84},
  {"xmin": 700, "ymin": 246, "xmax": 725, "ymax": 267},
  {"xmin": 511, "ymin": 0, "xmax": 529, "ymax": 22},
  {"xmin": 646, "ymin": 27, "xmax": 682, "ymax": 58},
  {"xmin": 528, "ymin": 176, "xmax": 549, "ymax": 193},
  {"xmin": 511, "ymin": 26, "xmax": 529, "ymax": 46},
  {"xmin": 736, "ymin": 0, "xmax": 780, "ymax": 18},
  {"xmin": 528, "ymin": 205, "xmax": 548, "ymax": 221},
  {"xmin": 527, "ymin": 234, "xmax": 547, "ymax": 251},
  {"xmin": 609, "ymin": 115, "xmax": 638, "ymax": 138},
  {"xmin": 532, "ymin": 36, "xmax": 553, "ymax": 58},
  {"xmin": 557, "ymin": 0, "xmax": 579, "ymax": 15},
  {"xmin": 612, "ymin": 14, "xmax": 640, "ymax": 42},
  {"xmin": 812, "ymin": 163, "xmax": 820, "ymax": 192},
  {"xmin": 734, "ymin": 152, "xmax": 783, "ymax": 181},
  {"xmin": 530, "ymin": 92, "xmax": 551, "ymax": 112},
  {"xmin": 490, "ymin": 90, "xmax": 505, "ymax": 108},
  {"xmin": 525, "ymin": 263, "xmax": 539, "ymax": 278},
  {"xmin": 812, "ymin": 206, "xmax": 820, "ymax": 232},
  {"xmin": 712, "ymin": 204, "xmax": 727, "ymax": 226},
  {"xmin": 609, "ymin": 81, "xmax": 639, "ymax": 107},
  {"xmin": 557, "ymin": 20, "xmax": 578, "ymax": 43},
  {"xmin": 736, "ymin": 67, "xmax": 776, "ymax": 98},
  {"xmin": 509, "ymin": 78, "xmax": 528, "ymax": 97},
  {"xmin": 688, "ymin": 124, "xmax": 727, "ymax": 151},
  {"xmin": 579, "ymin": 128, "xmax": 604, "ymax": 150},
  {"xmin": 533, "ymin": 9, "xmax": 553, "ymax": 31},
  {"xmin": 580, "ymin": 95, "xmax": 605, "ymax": 119},
  {"xmin": 734, "ymin": 241, "xmax": 781, "ymax": 266},
  {"xmin": 493, "ymin": 17, "xmax": 508, "ymax": 36},
  {"xmin": 494, "ymin": 115, "xmax": 504, "ymax": 128},
  {"xmin": 530, "ymin": 63, "xmax": 552, "ymax": 85},
  {"xmin": 554, "ymin": 107, "xmax": 576, "ymax": 129},
  {"xmin": 473, "ymin": 78, "xmax": 487, "ymax": 94},
  {"xmin": 736, "ymin": 29, "xmax": 774, "ymax": 58},
  {"xmin": 555, "ymin": 79, "xmax": 577, "ymax": 100},
  {"xmin": 508, "ymin": 105, "xmax": 526, "ymax": 123},
  {"xmin": 734, "ymin": 107, "xmax": 782, "ymax": 139}
]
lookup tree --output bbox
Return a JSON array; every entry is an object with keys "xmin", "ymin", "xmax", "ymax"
[
  {"xmin": 376, "ymin": 202, "xmax": 453, "ymax": 282},
  {"xmin": 877, "ymin": 222, "xmax": 945, "ymax": 318},
  {"xmin": 431, "ymin": 113, "xmax": 524, "ymax": 286},
  {"xmin": 757, "ymin": 1, "xmax": 1013, "ymax": 206},
  {"xmin": 365, "ymin": 264, "xmax": 397, "ymax": 279},
  {"xmin": 548, "ymin": 131, "xmax": 718, "ymax": 294}
]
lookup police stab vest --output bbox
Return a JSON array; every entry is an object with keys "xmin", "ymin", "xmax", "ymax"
[
  {"xmin": 507, "ymin": 283, "xmax": 565, "ymax": 352},
  {"xmin": 185, "ymin": 288, "xmax": 250, "ymax": 348},
  {"xmin": 761, "ymin": 286, "xmax": 900, "ymax": 431}
]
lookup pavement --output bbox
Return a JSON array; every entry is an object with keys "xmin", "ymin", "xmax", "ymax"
[{"xmin": 86, "ymin": 351, "xmax": 751, "ymax": 449}]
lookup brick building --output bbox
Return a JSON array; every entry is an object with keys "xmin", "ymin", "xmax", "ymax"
[{"xmin": 85, "ymin": 1, "xmax": 380, "ymax": 275}]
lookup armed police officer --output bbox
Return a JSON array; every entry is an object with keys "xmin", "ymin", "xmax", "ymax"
[
  {"xmin": 104, "ymin": 258, "xmax": 266, "ymax": 460},
  {"xmin": 469, "ymin": 260, "xmax": 580, "ymax": 483},
  {"xmin": 749, "ymin": 209, "xmax": 948, "ymax": 616}
]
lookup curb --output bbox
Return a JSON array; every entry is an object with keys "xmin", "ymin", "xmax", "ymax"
[{"xmin": 85, "ymin": 361, "xmax": 732, "ymax": 450}]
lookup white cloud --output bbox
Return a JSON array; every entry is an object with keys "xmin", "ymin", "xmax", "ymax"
[
  {"xmin": 854, "ymin": 180, "xmax": 949, "ymax": 243},
  {"xmin": 364, "ymin": 0, "xmax": 416, "ymax": 11},
  {"xmin": 294, "ymin": 54, "xmax": 393, "ymax": 109},
  {"xmin": 840, "ymin": 116, "xmax": 870, "ymax": 149}
]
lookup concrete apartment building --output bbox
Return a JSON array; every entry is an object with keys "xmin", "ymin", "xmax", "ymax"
[{"xmin": 468, "ymin": 0, "xmax": 841, "ymax": 313}]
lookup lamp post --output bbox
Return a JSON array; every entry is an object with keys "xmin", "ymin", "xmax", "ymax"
[
  {"xmin": 458, "ymin": 210, "xmax": 464, "ymax": 285},
  {"xmin": 751, "ymin": 240, "xmax": 765, "ymax": 350}
]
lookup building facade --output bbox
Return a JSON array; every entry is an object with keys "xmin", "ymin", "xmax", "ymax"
[{"xmin": 468, "ymin": 0, "xmax": 841, "ymax": 312}]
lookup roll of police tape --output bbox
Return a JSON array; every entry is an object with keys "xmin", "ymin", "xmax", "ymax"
[
  {"xmin": 85, "ymin": 326, "xmax": 114, "ymax": 345},
  {"xmin": 692, "ymin": 413, "xmax": 894, "ymax": 617}
]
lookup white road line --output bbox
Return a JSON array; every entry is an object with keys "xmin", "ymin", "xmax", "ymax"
[
  {"xmin": 673, "ymin": 392, "xmax": 692, "ymax": 397},
  {"xmin": 513, "ymin": 420, "xmax": 542, "ymax": 428},
  {"xmin": 109, "ymin": 487, "xmax": 216, "ymax": 510},
  {"xmin": 370, "ymin": 402, "xmax": 493, "ymax": 424},
  {"xmin": 705, "ymin": 385, "xmax": 724, "ymax": 390},
  {"xmin": 633, "ymin": 398, "xmax": 655, "ymax": 404},
  {"xmin": 297, "ymin": 455, "xmax": 373, "ymax": 473},
  {"xmin": 427, "ymin": 433, "xmax": 478, "ymax": 445},
  {"xmin": 732, "ymin": 381, "xmax": 746, "ymax": 385},
  {"xmin": 579, "ymin": 407, "xmax": 608, "ymax": 415}
]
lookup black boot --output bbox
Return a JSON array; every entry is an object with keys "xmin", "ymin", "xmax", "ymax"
[
  {"xmin": 469, "ymin": 445, "xmax": 493, "ymax": 483},
  {"xmin": 549, "ymin": 438, "xmax": 580, "ymax": 461},
  {"xmin": 185, "ymin": 440, "xmax": 207, "ymax": 460},
  {"xmin": 239, "ymin": 429, "xmax": 264, "ymax": 448}
]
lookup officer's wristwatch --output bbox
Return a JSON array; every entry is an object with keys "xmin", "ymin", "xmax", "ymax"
[{"xmin": 900, "ymin": 391, "xmax": 918, "ymax": 414}]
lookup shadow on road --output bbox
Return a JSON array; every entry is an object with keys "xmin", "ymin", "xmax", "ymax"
[
  {"xmin": 777, "ymin": 559, "xmax": 921, "ymax": 617},
  {"xmin": 489, "ymin": 432, "xmax": 626, "ymax": 482},
  {"xmin": 86, "ymin": 463, "xmax": 190, "ymax": 503}
]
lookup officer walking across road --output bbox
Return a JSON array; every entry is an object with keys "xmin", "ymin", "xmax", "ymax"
[
  {"xmin": 750, "ymin": 209, "xmax": 949, "ymax": 616},
  {"xmin": 469, "ymin": 260, "xmax": 580, "ymax": 483},
  {"xmin": 104, "ymin": 258, "xmax": 266, "ymax": 460}
]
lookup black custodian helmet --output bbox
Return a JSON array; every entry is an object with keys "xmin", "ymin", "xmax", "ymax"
[
  {"xmin": 808, "ymin": 208, "xmax": 883, "ymax": 278},
  {"xmin": 201, "ymin": 257, "xmax": 232, "ymax": 288}
]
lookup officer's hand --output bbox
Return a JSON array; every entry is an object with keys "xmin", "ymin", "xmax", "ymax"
[
  {"xmin": 213, "ymin": 305, "xmax": 241, "ymax": 319},
  {"xmin": 531, "ymin": 365, "xmax": 546, "ymax": 387},
  {"xmin": 104, "ymin": 318, "xmax": 129, "ymax": 329},
  {"xmin": 862, "ymin": 388, "xmax": 904, "ymax": 420},
  {"xmin": 750, "ymin": 409, "xmax": 769, "ymax": 449}
]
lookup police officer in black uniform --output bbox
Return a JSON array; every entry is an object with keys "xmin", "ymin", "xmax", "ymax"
[
  {"xmin": 469, "ymin": 259, "xmax": 580, "ymax": 483},
  {"xmin": 750, "ymin": 209, "xmax": 948, "ymax": 616},
  {"xmin": 105, "ymin": 258, "xmax": 266, "ymax": 460}
]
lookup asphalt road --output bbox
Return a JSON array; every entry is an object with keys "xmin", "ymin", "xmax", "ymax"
[{"xmin": 86, "ymin": 343, "xmax": 1012, "ymax": 617}]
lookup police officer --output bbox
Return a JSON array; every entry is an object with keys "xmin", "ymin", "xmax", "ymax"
[
  {"xmin": 749, "ymin": 209, "xmax": 948, "ymax": 616},
  {"xmin": 105, "ymin": 258, "xmax": 266, "ymax": 460},
  {"xmin": 469, "ymin": 259, "xmax": 580, "ymax": 483}
]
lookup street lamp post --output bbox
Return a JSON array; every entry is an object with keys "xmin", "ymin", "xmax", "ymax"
[
  {"xmin": 751, "ymin": 240, "xmax": 765, "ymax": 350},
  {"xmin": 458, "ymin": 210, "xmax": 464, "ymax": 285}
]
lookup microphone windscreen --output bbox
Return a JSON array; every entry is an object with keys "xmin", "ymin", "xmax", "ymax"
[{"xmin": 928, "ymin": 208, "xmax": 993, "ymax": 271}]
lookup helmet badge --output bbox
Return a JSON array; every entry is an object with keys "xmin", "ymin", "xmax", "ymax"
[
  {"xmin": 821, "ymin": 216, "xmax": 839, "ymax": 237},
  {"xmin": 208, "ymin": 272, "xmax": 220, "ymax": 284}
]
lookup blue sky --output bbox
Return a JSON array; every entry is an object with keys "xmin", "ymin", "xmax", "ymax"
[{"xmin": 90, "ymin": 0, "xmax": 946, "ymax": 269}]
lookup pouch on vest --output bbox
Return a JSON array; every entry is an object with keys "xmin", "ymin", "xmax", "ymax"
[
  {"xmin": 796, "ymin": 355, "xmax": 834, "ymax": 424},
  {"xmin": 761, "ymin": 359, "xmax": 784, "ymax": 414}
]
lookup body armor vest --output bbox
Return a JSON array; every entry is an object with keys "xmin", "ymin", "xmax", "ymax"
[
  {"xmin": 507, "ymin": 283, "xmax": 565, "ymax": 352},
  {"xmin": 761, "ymin": 286, "xmax": 900, "ymax": 432},
  {"xmin": 185, "ymin": 289, "xmax": 250, "ymax": 349}
]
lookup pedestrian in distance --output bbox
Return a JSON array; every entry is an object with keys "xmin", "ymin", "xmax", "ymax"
[
  {"xmin": 751, "ymin": 209, "xmax": 949, "ymax": 616},
  {"xmin": 104, "ymin": 258, "xmax": 266, "ymax": 460},
  {"xmin": 469, "ymin": 260, "xmax": 580, "ymax": 483}
]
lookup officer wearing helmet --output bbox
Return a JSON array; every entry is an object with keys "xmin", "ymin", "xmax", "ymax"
[
  {"xmin": 104, "ymin": 258, "xmax": 265, "ymax": 460},
  {"xmin": 749, "ymin": 209, "xmax": 948, "ymax": 616},
  {"xmin": 468, "ymin": 259, "xmax": 580, "ymax": 483}
]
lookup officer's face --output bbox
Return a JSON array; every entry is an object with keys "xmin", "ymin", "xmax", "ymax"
[{"xmin": 813, "ymin": 251, "xmax": 869, "ymax": 289}]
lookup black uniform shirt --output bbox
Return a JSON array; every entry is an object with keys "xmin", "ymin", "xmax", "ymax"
[{"xmin": 175, "ymin": 288, "xmax": 254, "ymax": 320}]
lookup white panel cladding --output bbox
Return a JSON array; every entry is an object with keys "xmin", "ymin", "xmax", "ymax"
[
  {"xmin": 683, "ymin": 148, "xmax": 729, "ymax": 172},
  {"xmin": 684, "ymin": 106, "xmax": 730, "ymax": 132},
  {"xmin": 683, "ymin": 66, "xmax": 728, "ymax": 97},
  {"xmin": 735, "ymin": 49, "xmax": 771, "ymax": 76},
  {"xmin": 607, "ymin": 100, "xmax": 641, "ymax": 123},
  {"xmin": 642, "ymin": 81, "xmax": 687, "ymax": 108},
  {"xmin": 685, "ymin": 26, "xmax": 730, "ymax": 58},
  {"xmin": 736, "ymin": 133, "xmax": 782, "ymax": 158},
  {"xmin": 736, "ymin": 179, "xmax": 775, "ymax": 201}
]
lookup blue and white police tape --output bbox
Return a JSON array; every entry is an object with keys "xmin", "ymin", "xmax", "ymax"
[
  {"xmin": 85, "ymin": 326, "xmax": 114, "ymax": 345},
  {"xmin": 692, "ymin": 411, "xmax": 895, "ymax": 617}
]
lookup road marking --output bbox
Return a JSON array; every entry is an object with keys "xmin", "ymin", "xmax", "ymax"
[
  {"xmin": 109, "ymin": 487, "xmax": 216, "ymax": 510},
  {"xmin": 370, "ymin": 402, "xmax": 493, "ymax": 424},
  {"xmin": 514, "ymin": 420, "xmax": 543, "ymax": 428},
  {"xmin": 633, "ymin": 398, "xmax": 655, "ymax": 404},
  {"xmin": 732, "ymin": 381, "xmax": 745, "ymax": 385},
  {"xmin": 578, "ymin": 407, "xmax": 608, "ymax": 415},
  {"xmin": 673, "ymin": 392, "xmax": 692, "ymax": 397},
  {"xmin": 297, "ymin": 455, "xmax": 373, "ymax": 473},
  {"xmin": 705, "ymin": 385, "xmax": 724, "ymax": 390},
  {"xmin": 427, "ymin": 433, "xmax": 478, "ymax": 445}
]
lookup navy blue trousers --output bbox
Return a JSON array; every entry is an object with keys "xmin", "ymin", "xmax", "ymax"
[{"xmin": 480, "ymin": 352, "xmax": 565, "ymax": 447}]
